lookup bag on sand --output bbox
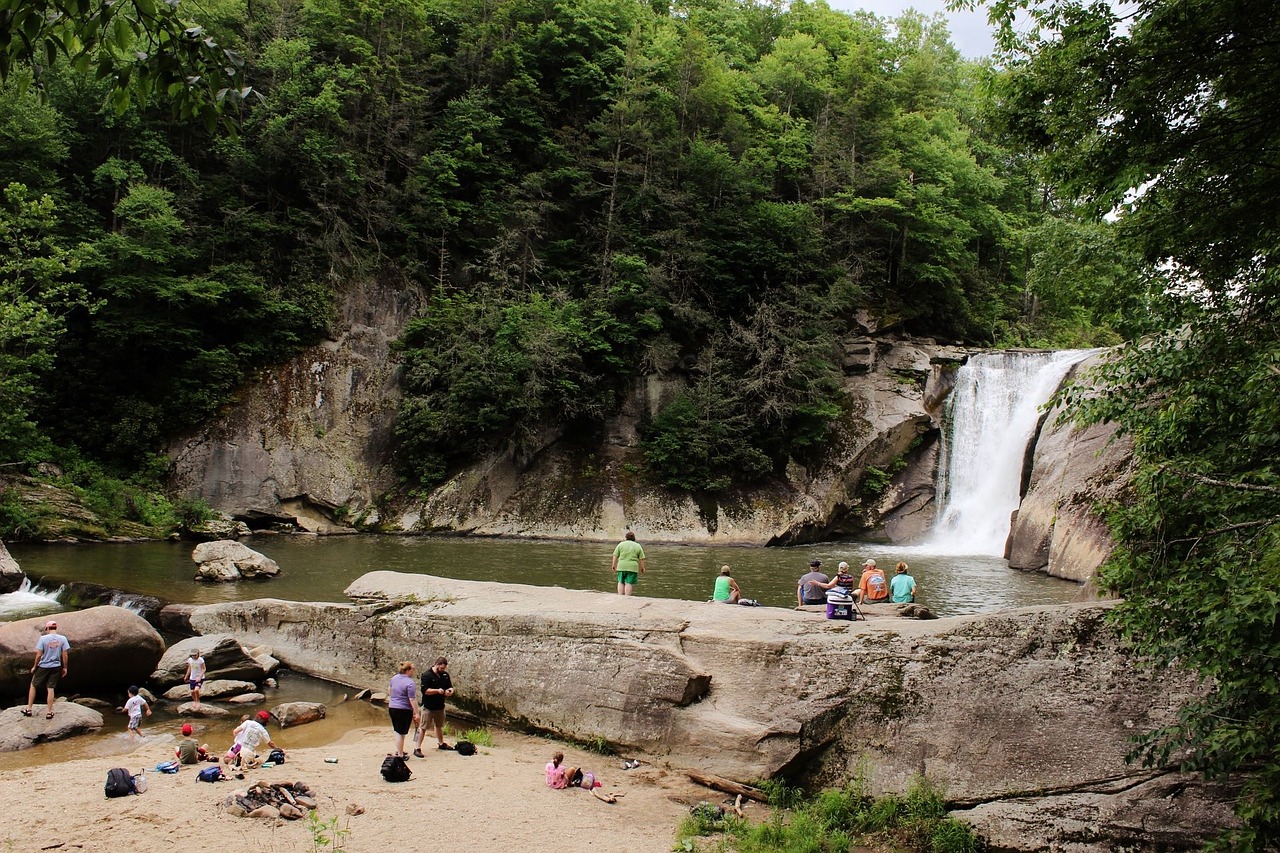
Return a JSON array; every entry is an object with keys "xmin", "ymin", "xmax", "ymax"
[
  {"xmin": 381, "ymin": 754, "xmax": 412, "ymax": 783},
  {"xmin": 455, "ymin": 741, "xmax": 476, "ymax": 756},
  {"xmin": 197, "ymin": 766, "xmax": 223, "ymax": 783},
  {"xmin": 104, "ymin": 767, "xmax": 135, "ymax": 798},
  {"xmin": 268, "ymin": 748, "xmax": 286, "ymax": 765},
  {"xmin": 564, "ymin": 766, "xmax": 583, "ymax": 787}
]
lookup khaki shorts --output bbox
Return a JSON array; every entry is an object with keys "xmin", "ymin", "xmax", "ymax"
[
  {"xmin": 420, "ymin": 708, "xmax": 445, "ymax": 729},
  {"xmin": 31, "ymin": 666, "xmax": 61, "ymax": 692}
]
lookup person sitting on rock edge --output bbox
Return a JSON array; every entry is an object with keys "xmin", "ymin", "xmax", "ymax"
[
  {"xmin": 711, "ymin": 566, "xmax": 742, "ymax": 604},
  {"xmin": 797, "ymin": 560, "xmax": 829, "ymax": 609},
  {"xmin": 890, "ymin": 562, "xmax": 917, "ymax": 603},
  {"xmin": 857, "ymin": 559, "xmax": 890, "ymax": 604}
]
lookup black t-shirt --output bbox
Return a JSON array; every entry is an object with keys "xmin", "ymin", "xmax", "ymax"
[{"xmin": 420, "ymin": 668, "xmax": 453, "ymax": 711}]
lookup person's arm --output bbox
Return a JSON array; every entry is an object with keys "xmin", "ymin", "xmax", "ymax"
[
  {"xmin": 30, "ymin": 649, "xmax": 39, "ymax": 673},
  {"xmin": 730, "ymin": 578, "xmax": 741, "ymax": 594},
  {"xmin": 611, "ymin": 549, "xmax": 619, "ymax": 571},
  {"xmin": 638, "ymin": 557, "xmax": 646, "ymax": 574},
  {"xmin": 797, "ymin": 582, "xmax": 805, "ymax": 607},
  {"xmin": 60, "ymin": 646, "xmax": 67, "ymax": 677},
  {"xmin": 144, "ymin": 700, "xmax": 152, "ymax": 717}
]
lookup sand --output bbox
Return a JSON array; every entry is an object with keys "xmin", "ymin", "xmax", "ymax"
[{"xmin": 0, "ymin": 724, "xmax": 713, "ymax": 853}]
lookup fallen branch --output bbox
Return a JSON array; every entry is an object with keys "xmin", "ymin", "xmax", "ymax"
[{"xmin": 686, "ymin": 770, "xmax": 769, "ymax": 803}]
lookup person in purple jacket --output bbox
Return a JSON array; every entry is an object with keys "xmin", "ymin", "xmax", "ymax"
[{"xmin": 388, "ymin": 661, "xmax": 421, "ymax": 760}]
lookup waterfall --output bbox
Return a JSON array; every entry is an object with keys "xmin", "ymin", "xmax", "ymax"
[
  {"xmin": 926, "ymin": 350, "xmax": 1095, "ymax": 556},
  {"xmin": 0, "ymin": 577, "xmax": 65, "ymax": 620}
]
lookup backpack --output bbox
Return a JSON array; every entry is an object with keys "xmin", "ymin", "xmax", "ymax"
[
  {"xmin": 380, "ymin": 754, "xmax": 412, "ymax": 783},
  {"xmin": 455, "ymin": 741, "xmax": 476, "ymax": 756},
  {"xmin": 267, "ymin": 748, "xmax": 286, "ymax": 765},
  {"xmin": 197, "ymin": 766, "xmax": 223, "ymax": 783},
  {"xmin": 104, "ymin": 767, "xmax": 135, "ymax": 798}
]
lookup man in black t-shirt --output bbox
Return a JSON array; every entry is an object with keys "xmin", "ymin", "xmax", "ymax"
[{"xmin": 413, "ymin": 656, "xmax": 455, "ymax": 756}]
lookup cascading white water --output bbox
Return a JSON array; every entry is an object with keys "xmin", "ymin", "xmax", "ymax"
[
  {"xmin": 0, "ymin": 577, "xmax": 64, "ymax": 620},
  {"xmin": 926, "ymin": 350, "xmax": 1095, "ymax": 555}
]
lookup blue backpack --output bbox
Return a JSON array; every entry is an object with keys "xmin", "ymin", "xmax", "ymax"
[
  {"xmin": 154, "ymin": 760, "xmax": 180, "ymax": 774},
  {"xmin": 197, "ymin": 766, "xmax": 223, "ymax": 783}
]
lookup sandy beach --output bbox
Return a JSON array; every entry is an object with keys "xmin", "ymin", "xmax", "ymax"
[{"xmin": 0, "ymin": 723, "xmax": 711, "ymax": 853}]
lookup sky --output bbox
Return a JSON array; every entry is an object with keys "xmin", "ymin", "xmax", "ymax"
[{"xmin": 824, "ymin": 0, "xmax": 999, "ymax": 58}]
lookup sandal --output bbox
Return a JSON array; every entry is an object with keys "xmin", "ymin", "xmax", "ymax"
[
  {"xmin": 45, "ymin": 712, "xmax": 54, "ymax": 719},
  {"xmin": 19, "ymin": 709, "xmax": 32, "ymax": 717}
]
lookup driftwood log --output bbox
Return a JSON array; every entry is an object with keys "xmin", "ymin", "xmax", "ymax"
[{"xmin": 686, "ymin": 770, "xmax": 769, "ymax": 803}]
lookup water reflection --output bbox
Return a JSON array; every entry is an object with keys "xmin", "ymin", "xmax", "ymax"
[{"xmin": 6, "ymin": 534, "xmax": 1080, "ymax": 618}]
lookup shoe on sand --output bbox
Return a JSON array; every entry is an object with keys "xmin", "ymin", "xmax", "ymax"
[
  {"xmin": 413, "ymin": 749, "xmax": 425, "ymax": 758},
  {"xmin": 438, "ymin": 743, "xmax": 453, "ymax": 750}
]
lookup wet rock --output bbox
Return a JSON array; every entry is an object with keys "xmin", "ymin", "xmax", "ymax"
[
  {"xmin": 177, "ymin": 702, "xmax": 233, "ymax": 717},
  {"xmin": 226, "ymin": 693, "xmax": 266, "ymax": 704},
  {"xmin": 164, "ymin": 679, "xmax": 258, "ymax": 701}
]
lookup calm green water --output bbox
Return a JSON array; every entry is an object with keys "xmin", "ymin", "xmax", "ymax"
[{"xmin": 6, "ymin": 534, "xmax": 1080, "ymax": 617}]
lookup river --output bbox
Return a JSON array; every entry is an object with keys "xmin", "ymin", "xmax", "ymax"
[{"xmin": 6, "ymin": 534, "xmax": 1080, "ymax": 619}]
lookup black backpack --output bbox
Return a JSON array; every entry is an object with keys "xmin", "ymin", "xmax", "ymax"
[
  {"xmin": 455, "ymin": 741, "xmax": 476, "ymax": 756},
  {"xmin": 268, "ymin": 748, "xmax": 286, "ymax": 764},
  {"xmin": 104, "ymin": 767, "xmax": 135, "ymax": 798},
  {"xmin": 380, "ymin": 754, "xmax": 412, "ymax": 783}
]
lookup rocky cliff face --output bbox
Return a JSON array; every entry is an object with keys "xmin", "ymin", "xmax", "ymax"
[
  {"xmin": 185, "ymin": 573, "xmax": 1233, "ymax": 850},
  {"xmin": 1005, "ymin": 352, "xmax": 1134, "ymax": 582},
  {"xmin": 165, "ymin": 276, "xmax": 970, "ymax": 544},
  {"xmin": 163, "ymin": 279, "xmax": 1124, "ymax": 577},
  {"xmin": 167, "ymin": 277, "xmax": 424, "ymax": 533}
]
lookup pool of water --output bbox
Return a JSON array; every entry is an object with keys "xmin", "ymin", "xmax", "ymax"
[{"xmin": 5, "ymin": 534, "xmax": 1081, "ymax": 619}]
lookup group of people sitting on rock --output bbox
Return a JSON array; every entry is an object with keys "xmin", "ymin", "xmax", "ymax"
[{"xmin": 797, "ymin": 558, "xmax": 916, "ymax": 620}]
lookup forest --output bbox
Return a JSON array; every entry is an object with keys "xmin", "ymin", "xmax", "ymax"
[
  {"xmin": 2, "ymin": 0, "xmax": 1278, "ymax": 845},
  {"xmin": 0, "ymin": 0, "xmax": 1136, "ymax": 501}
]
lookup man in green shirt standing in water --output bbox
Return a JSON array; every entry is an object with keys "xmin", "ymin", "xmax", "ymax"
[{"xmin": 611, "ymin": 531, "xmax": 646, "ymax": 595}]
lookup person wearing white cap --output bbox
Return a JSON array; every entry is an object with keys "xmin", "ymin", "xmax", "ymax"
[
  {"xmin": 22, "ymin": 619, "xmax": 69, "ymax": 719},
  {"xmin": 857, "ymin": 559, "xmax": 890, "ymax": 604}
]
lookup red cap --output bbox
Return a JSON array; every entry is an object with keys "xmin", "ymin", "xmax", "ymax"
[
  {"xmin": 44, "ymin": 620, "xmax": 58, "ymax": 629},
  {"xmin": 257, "ymin": 710, "xmax": 271, "ymax": 721},
  {"xmin": 181, "ymin": 724, "xmax": 193, "ymax": 735}
]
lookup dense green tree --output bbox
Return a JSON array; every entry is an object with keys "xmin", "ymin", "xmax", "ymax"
[
  {"xmin": 990, "ymin": 0, "xmax": 1280, "ymax": 844},
  {"xmin": 0, "ymin": 0, "xmax": 248, "ymax": 129}
]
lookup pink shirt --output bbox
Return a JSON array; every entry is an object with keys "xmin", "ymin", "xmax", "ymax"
[{"xmin": 545, "ymin": 762, "xmax": 567, "ymax": 789}]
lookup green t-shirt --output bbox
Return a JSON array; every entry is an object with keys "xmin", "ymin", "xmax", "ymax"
[
  {"xmin": 613, "ymin": 540, "xmax": 645, "ymax": 572},
  {"xmin": 713, "ymin": 575, "xmax": 733, "ymax": 601}
]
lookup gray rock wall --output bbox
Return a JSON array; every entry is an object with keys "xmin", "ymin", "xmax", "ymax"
[
  {"xmin": 182, "ymin": 572, "xmax": 1232, "ymax": 849},
  {"xmin": 1006, "ymin": 353, "xmax": 1133, "ymax": 582}
]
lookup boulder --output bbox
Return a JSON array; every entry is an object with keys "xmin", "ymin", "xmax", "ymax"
[
  {"xmin": 192, "ymin": 540, "xmax": 281, "ymax": 582},
  {"xmin": 227, "ymin": 693, "xmax": 266, "ymax": 704},
  {"xmin": 150, "ymin": 635, "xmax": 271, "ymax": 687},
  {"xmin": 0, "ymin": 540, "xmax": 22, "ymax": 593},
  {"xmin": 270, "ymin": 701, "xmax": 325, "ymax": 727},
  {"xmin": 177, "ymin": 702, "xmax": 233, "ymax": 717},
  {"xmin": 71, "ymin": 696, "xmax": 114, "ymax": 711},
  {"xmin": 164, "ymin": 680, "xmax": 258, "ymax": 701},
  {"xmin": 0, "ymin": 606, "xmax": 163, "ymax": 698},
  {"xmin": 0, "ymin": 702, "xmax": 104, "ymax": 751},
  {"xmin": 158, "ymin": 604, "xmax": 197, "ymax": 635},
  {"xmin": 960, "ymin": 774, "xmax": 1239, "ymax": 852}
]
